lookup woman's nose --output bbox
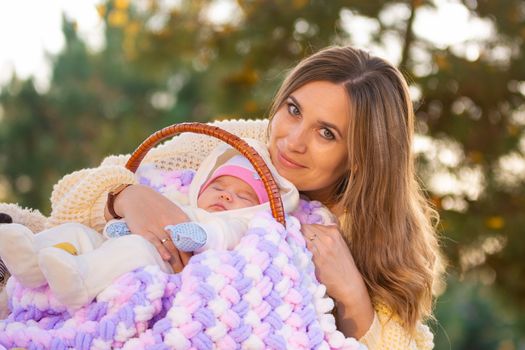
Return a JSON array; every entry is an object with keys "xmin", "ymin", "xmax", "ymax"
[{"xmin": 286, "ymin": 125, "xmax": 307, "ymax": 153}]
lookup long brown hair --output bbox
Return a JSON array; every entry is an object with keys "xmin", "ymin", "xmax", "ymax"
[{"xmin": 269, "ymin": 46, "xmax": 445, "ymax": 332}]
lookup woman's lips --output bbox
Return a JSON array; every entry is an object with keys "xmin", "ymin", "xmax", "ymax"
[{"xmin": 277, "ymin": 150, "xmax": 306, "ymax": 169}]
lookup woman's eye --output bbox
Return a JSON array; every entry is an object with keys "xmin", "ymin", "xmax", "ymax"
[
  {"xmin": 287, "ymin": 103, "xmax": 300, "ymax": 116},
  {"xmin": 320, "ymin": 128, "xmax": 335, "ymax": 140},
  {"xmin": 212, "ymin": 186, "xmax": 223, "ymax": 191}
]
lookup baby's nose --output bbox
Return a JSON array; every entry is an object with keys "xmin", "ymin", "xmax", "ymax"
[{"xmin": 219, "ymin": 192, "xmax": 232, "ymax": 201}]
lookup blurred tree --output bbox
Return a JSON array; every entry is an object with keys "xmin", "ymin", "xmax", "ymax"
[
  {"xmin": 0, "ymin": 15, "xmax": 184, "ymax": 212},
  {"xmin": 413, "ymin": 0, "xmax": 525, "ymax": 324},
  {"xmin": 432, "ymin": 275, "xmax": 522, "ymax": 350},
  {"xmin": 1, "ymin": 0, "xmax": 525, "ymax": 348}
]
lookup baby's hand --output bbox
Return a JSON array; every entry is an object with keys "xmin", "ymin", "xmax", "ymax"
[
  {"xmin": 165, "ymin": 223, "xmax": 207, "ymax": 252},
  {"xmin": 104, "ymin": 220, "xmax": 132, "ymax": 238}
]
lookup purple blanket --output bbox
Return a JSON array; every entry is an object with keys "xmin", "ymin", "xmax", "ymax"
[{"xmin": 0, "ymin": 168, "xmax": 366, "ymax": 350}]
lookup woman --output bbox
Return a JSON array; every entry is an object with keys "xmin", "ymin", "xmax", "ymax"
[{"xmin": 49, "ymin": 46, "xmax": 444, "ymax": 349}]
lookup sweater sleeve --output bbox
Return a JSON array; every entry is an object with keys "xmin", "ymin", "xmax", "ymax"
[
  {"xmin": 48, "ymin": 165, "xmax": 138, "ymax": 232},
  {"xmin": 359, "ymin": 303, "xmax": 434, "ymax": 350}
]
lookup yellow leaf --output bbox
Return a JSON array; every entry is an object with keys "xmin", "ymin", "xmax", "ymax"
[
  {"xmin": 114, "ymin": 0, "xmax": 130, "ymax": 10},
  {"xmin": 507, "ymin": 124, "xmax": 519, "ymax": 136},
  {"xmin": 96, "ymin": 4, "xmax": 106, "ymax": 17},
  {"xmin": 125, "ymin": 21, "xmax": 141, "ymax": 35},
  {"xmin": 486, "ymin": 216, "xmax": 504, "ymax": 230},
  {"xmin": 293, "ymin": 0, "xmax": 308, "ymax": 9},
  {"xmin": 434, "ymin": 54, "xmax": 449, "ymax": 70},
  {"xmin": 243, "ymin": 68, "xmax": 259, "ymax": 85},
  {"xmin": 109, "ymin": 10, "xmax": 128, "ymax": 27},
  {"xmin": 244, "ymin": 100, "xmax": 258, "ymax": 113},
  {"xmin": 468, "ymin": 151, "xmax": 484, "ymax": 164},
  {"xmin": 123, "ymin": 37, "xmax": 136, "ymax": 60}
]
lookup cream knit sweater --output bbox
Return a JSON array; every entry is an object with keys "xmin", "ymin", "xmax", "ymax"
[{"xmin": 48, "ymin": 118, "xmax": 434, "ymax": 349}]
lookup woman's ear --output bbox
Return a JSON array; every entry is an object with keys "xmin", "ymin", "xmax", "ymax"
[{"xmin": 347, "ymin": 158, "xmax": 357, "ymax": 174}]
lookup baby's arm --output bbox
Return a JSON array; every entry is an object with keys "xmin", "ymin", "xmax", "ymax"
[
  {"xmin": 168, "ymin": 208, "xmax": 248, "ymax": 252},
  {"xmin": 105, "ymin": 207, "xmax": 249, "ymax": 252},
  {"xmin": 166, "ymin": 214, "xmax": 247, "ymax": 252},
  {"xmin": 193, "ymin": 217, "xmax": 247, "ymax": 251},
  {"xmin": 104, "ymin": 219, "xmax": 207, "ymax": 252}
]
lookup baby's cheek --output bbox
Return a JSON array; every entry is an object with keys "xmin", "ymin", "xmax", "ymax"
[{"xmin": 196, "ymin": 194, "xmax": 206, "ymax": 208}]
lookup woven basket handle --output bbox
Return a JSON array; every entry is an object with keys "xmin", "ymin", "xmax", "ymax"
[{"xmin": 126, "ymin": 122, "xmax": 285, "ymax": 226}]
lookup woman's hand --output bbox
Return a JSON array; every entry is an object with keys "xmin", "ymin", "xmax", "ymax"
[
  {"xmin": 302, "ymin": 223, "xmax": 375, "ymax": 338},
  {"xmin": 105, "ymin": 184, "xmax": 192, "ymax": 272}
]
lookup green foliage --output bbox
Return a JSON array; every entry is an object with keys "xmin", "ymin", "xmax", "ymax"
[
  {"xmin": 0, "ymin": 17, "xmax": 184, "ymax": 212},
  {"xmin": 1, "ymin": 1, "xmax": 524, "ymax": 347},
  {"xmin": 433, "ymin": 275, "xmax": 522, "ymax": 349}
]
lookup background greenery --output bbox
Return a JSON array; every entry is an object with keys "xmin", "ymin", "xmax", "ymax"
[{"xmin": 1, "ymin": 1, "xmax": 524, "ymax": 348}]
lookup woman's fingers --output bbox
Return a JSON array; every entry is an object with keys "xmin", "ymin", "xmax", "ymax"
[
  {"xmin": 301, "ymin": 223, "xmax": 367, "ymax": 304},
  {"xmin": 160, "ymin": 231, "xmax": 180, "ymax": 258},
  {"xmin": 169, "ymin": 252, "xmax": 184, "ymax": 272},
  {"xmin": 303, "ymin": 225, "xmax": 322, "ymax": 249},
  {"xmin": 146, "ymin": 232, "xmax": 172, "ymax": 261},
  {"xmin": 303, "ymin": 226, "xmax": 322, "ymax": 265},
  {"xmin": 160, "ymin": 233, "xmax": 185, "ymax": 272},
  {"xmin": 302, "ymin": 224, "xmax": 342, "ymax": 270},
  {"xmin": 302, "ymin": 226, "xmax": 323, "ymax": 278},
  {"xmin": 179, "ymin": 251, "xmax": 192, "ymax": 266},
  {"xmin": 305, "ymin": 238, "xmax": 320, "ymax": 261},
  {"xmin": 145, "ymin": 230, "xmax": 187, "ymax": 272},
  {"xmin": 114, "ymin": 185, "xmax": 192, "ymax": 265}
]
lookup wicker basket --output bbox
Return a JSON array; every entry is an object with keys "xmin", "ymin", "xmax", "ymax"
[{"xmin": 126, "ymin": 122, "xmax": 285, "ymax": 226}]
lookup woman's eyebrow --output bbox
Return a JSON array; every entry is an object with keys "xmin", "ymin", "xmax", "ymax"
[{"xmin": 289, "ymin": 95, "xmax": 302, "ymax": 112}]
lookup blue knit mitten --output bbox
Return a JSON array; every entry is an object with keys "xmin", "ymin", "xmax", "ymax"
[
  {"xmin": 165, "ymin": 223, "xmax": 207, "ymax": 252},
  {"xmin": 104, "ymin": 221, "xmax": 132, "ymax": 238}
]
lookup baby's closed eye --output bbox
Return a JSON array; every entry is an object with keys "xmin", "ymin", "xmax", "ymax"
[{"xmin": 237, "ymin": 192, "xmax": 258, "ymax": 204}]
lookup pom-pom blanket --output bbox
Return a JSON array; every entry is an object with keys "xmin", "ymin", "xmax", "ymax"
[{"xmin": 0, "ymin": 168, "xmax": 366, "ymax": 350}]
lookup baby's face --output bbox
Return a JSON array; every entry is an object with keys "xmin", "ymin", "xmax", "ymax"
[{"xmin": 198, "ymin": 176, "xmax": 260, "ymax": 212}]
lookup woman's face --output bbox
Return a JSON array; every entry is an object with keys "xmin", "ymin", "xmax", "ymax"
[{"xmin": 268, "ymin": 80, "xmax": 350, "ymax": 201}]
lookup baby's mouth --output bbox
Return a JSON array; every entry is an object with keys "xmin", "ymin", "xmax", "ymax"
[{"xmin": 209, "ymin": 203, "xmax": 226, "ymax": 211}]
